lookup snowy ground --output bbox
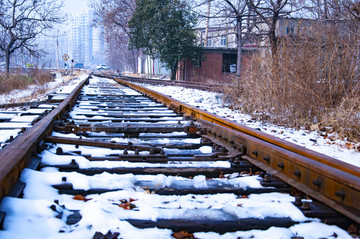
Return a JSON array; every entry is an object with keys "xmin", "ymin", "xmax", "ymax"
[
  {"xmin": 139, "ymin": 84, "xmax": 360, "ymax": 168},
  {"xmin": 3, "ymin": 74, "xmax": 358, "ymax": 168},
  {"xmin": 0, "ymin": 75, "xmax": 358, "ymax": 239},
  {"xmin": 0, "ymin": 74, "xmax": 89, "ymax": 147},
  {"xmin": 0, "ymin": 72, "xmax": 86, "ymax": 105}
]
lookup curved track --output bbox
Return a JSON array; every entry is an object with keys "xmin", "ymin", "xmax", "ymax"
[{"xmin": 0, "ymin": 75, "xmax": 358, "ymax": 238}]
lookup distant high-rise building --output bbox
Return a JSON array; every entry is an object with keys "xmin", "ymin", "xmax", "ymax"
[{"xmin": 71, "ymin": 11, "xmax": 105, "ymax": 67}]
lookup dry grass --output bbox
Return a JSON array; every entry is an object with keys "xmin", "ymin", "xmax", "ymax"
[
  {"xmin": 224, "ymin": 22, "xmax": 360, "ymax": 142},
  {"xmin": 0, "ymin": 69, "xmax": 53, "ymax": 95}
]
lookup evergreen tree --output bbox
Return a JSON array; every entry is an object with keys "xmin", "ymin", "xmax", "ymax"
[{"xmin": 129, "ymin": 0, "xmax": 198, "ymax": 80}]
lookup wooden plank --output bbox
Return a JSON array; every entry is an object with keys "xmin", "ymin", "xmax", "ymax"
[
  {"xmin": 83, "ymin": 154, "xmax": 222, "ymax": 162},
  {"xmin": 74, "ymin": 112, "xmax": 179, "ymax": 118},
  {"xmin": 45, "ymin": 136, "xmax": 162, "ymax": 152},
  {"xmin": 55, "ymin": 125, "xmax": 187, "ymax": 134},
  {"xmin": 55, "ymin": 166, "xmax": 256, "ymax": 177},
  {"xmin": 52, "ymin": 183, "xmax": 290, "ymax": 196},
  {"xmin": 126, "ymin": 218, "xmax": 297, "ymax": 233}
]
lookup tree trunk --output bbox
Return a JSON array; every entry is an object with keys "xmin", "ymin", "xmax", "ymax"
[
  {"xmin": 5, "ymin": 49, "xmax": 11, "ymax": 75},
  {"xmin": 324, "ymin": 0, "xmax": 329, "ymax": 18},
  {"xmin": 269, "ymin": 13, "xmax": 279, "ymax": 57},
  {"xmin": 170, "ymin": 63, "xmax": 177, "ymax": 81},
  {"xmin": 131, "ymin": 49, "xmax": 138, "ymax": 73},
  {"xmin": 236, "ymin": 16, "xmax": 243, "ymax": 77},
  {"xmin": 269, "ymin": 13, "xmax": 280, "ymax": 78}
]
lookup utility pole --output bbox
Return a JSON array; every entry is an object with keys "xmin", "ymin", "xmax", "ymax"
[
  {"xmin": 56, "ymin": 36, "xmax": 59, "ymax": 70},
  {"xmin": 205, "ymin": 0, "xmax": 211, "ymax": 46}
]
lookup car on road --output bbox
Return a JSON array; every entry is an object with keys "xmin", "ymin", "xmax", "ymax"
[
  {"xmin": 97, "ymin": 64, "xmax": 109, "ymax": 70},
  {"xmin": 74, "ymin": 63, "xmax": 84, "ymax": 69}
]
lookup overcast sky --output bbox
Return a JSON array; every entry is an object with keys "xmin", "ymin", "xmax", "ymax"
[{"xmin": 63, "ymin": 0, "xmax": 91, "ymax": 15}]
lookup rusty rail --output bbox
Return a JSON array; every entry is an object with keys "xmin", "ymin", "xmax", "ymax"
[
  {"xmin": 95, "ymin": 73, "xmax": 224, "ymax": 92},
  {"xmin": 0, "ymin": 74, "xmax": 358, "ymax": 227},
  {"xmin": 114, "ymin": 77, "xmax": 360, "ymax": 224},
  {"xmin": 0, "ymin": 76, "xmax": 90, "ymax": 200}
]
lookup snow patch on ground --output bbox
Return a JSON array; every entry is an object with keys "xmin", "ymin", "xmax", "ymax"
[
  {"xmin": 142, "ymin": 84, "xmax": 360, "ymax": 167},
  {"xmin": 0, "ymin": 73, "xmax": 88, "ymax": 104},
  {"xmin": 0, "ymin": 76, "xmax": 356, "ymax": 238}
]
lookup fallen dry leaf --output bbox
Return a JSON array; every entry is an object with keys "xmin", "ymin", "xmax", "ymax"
[
  {"xmin": 73, "ymin": 194, "xmax": 92, "ymax": 202},
  {"xmin": 345, "ymin": 142, "xmax": 353, "ymax": 150},
  {"xmin": 172, "ymin": 231, "xmax": 196, "ymax": 239},
  {"xmin": 328, "ymin": 135, "xmax": 337, "ymax": 141},
  {"xmin": 119, "ymin": 202, "xmax": 136, "ymax": 210},
  {"xmin": 93, "ymin": 230, "xmax": 120, "ymax": 239}
]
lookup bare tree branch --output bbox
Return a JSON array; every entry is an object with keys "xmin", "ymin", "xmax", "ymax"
[{"xmin": 0, "ymin": 0, "xmax": 64, "ymax": 73}]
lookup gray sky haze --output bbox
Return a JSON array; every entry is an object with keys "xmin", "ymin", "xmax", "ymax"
[{"xmin": 63, "ymin": 0, "xmax": 90, "ymax": 15}]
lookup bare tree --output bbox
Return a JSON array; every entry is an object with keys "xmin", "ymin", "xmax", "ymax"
[
  {"xmin": 105, "ymin": 24, "xmax": 137, "ymax": 72},
  {"xmin": 298, "ymin": 0, "xmax": 353, "ymax": 19},
  {"xmin": 345, "ymin": 0, "xmax": 360, "ymax": 20},
  {"xmin": 0, "ymin": 0, "xmax": 64, "ymax": 74},
  {"xmin": 222, "ymin": 0, "xmax": 254, "ymax": 76},
  {"xmin": 91, "ymin": 0, "xmax": 138, "ymax": 72},
  {"xmin": 193, "ymin": 0, "xmax": 258, "ymax": 76},
  {"xmin": 248, "ymin": 0, "xmax": 291, "ymax": 57}
]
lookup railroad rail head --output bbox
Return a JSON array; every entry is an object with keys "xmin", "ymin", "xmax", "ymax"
[
  {"xmin": 0, "ymin": 76, "xmax": 90, "ymax": 201},
  {"xmin": 0, "ymin": 75, "xmax": 358, "ymax": 237},
  {"xmin": 94, "ymin": 73, "xmax": 225, "ymax": 93},
  {"xmin": 114, "ymin": 77, "xmax": 360, "ymax": 224}
]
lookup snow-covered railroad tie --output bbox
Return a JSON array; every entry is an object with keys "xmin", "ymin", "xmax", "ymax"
[{"xmin": 0, "ymin": 75, "xmax": 357, "ymax": 238}]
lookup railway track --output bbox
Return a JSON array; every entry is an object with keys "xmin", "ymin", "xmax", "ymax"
[
  {"xmin": 102, "ymin": 73, "xmax": 224, "ymax": 92},
  {"xmin": 0, "ymin": 76, "xmax": 87, "ymax": 149},
  {"xmin": 0, "ymin": 75, "xmax": 358, "ymax": 238}
]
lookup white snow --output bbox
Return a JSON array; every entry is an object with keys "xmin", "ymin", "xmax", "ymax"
[
  {"xmin": 9, "ymin": 115, "xmax": 39, "ymax": 122},
  {"xmin": 141, "ymin": 84, "xmax": 360, "ymax": 168},
  {"xmin": 0, "ymin": 122, "xmax": 31, "ymax": 128},
  {"xmin": 0, "ymin": 129, "xmax": 21, "ymax": 142},
  {"xmin": 0, "ymin": 75, "xmax": 356, "ymax": 238},
  {"xmin": 0, "ymin": 74, "xmax": 91, "ymax": 145},
  {"xmin": 0, "ymin": 167, "xmax": 353, "ymax": 239}
]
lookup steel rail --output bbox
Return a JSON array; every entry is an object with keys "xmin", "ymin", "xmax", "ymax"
[
  {"xmin": 114, "ymin": 77, "xmax": 360, "ymax": 224},
  {"xmin": 0, "ymin": 76, "xmax": 90, "ymax": 200},
  {"xmin": 0, "ymin": 74, "xmax": 358, "ymax": 227},
  {"xmin": 96, "ymin": 73, "xmax": 224, "ymax": 92},
  {"xmin": 0, "ymin": 99, "xmax": 63, "ymax": 109}
]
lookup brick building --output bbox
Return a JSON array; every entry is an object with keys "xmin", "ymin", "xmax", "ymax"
[{"xmin": 176, "ymin": 46, "xmax": 257, "ymax": 82}]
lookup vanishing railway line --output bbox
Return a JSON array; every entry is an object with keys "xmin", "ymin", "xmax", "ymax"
[
  {"xmin": 107, "ymin": 74, "xmax": 225, "ymax": 92},
  {"xmin": 0, "ymin": 74, "xmax": 358, "ymax": 238}
]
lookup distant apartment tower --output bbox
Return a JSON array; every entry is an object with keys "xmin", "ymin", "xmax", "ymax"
[
  {"xmin": 92, "ymin": 26, "xmax": 105, "ymax": 65},
  {"xmin": 71, "ymin": 11, "xmax": 105, "ymax": 67}
]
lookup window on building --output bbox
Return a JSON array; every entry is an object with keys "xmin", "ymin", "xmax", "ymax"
[
  {"xmin": 206, "ymin": 39, "xmax": 211, "ymax": 46},
  {"xmin": 222, "ymin": 54, "xmax": 237, "ymax": 73},
  {"xmin": 285, "ymin": 26, "xmax": 295, "ymax": 36},
  {"xmin": 220, "ymin": 36, "xmax": 227, "ymax": 46}
]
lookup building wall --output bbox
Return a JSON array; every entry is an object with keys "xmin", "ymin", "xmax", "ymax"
[
  {"xmin": 177, "ymin": 52, "xmax": 225, "ymax": 82},
  {"xmin": 196, "ymin": 27, "xmax": 237, "ymax": 48},
  {"xmin": 195, "ymin": 53, "xmax": 223, "ymax": 81},
  {"xmin": 137, "ymin": 53, "xmax": 170, "ymax": 77},
  {"xmin": 177, "ymin": 48, "xmax": 256, "ymax": 82}
]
